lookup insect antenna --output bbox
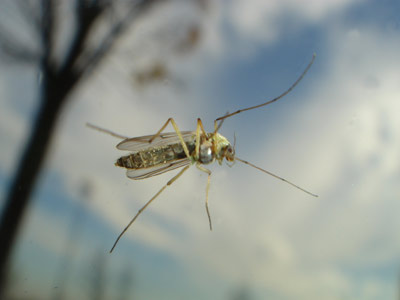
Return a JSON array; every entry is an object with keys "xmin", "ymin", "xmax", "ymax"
[
  {"xmin": 235, "ymin": 157, "xmax": 318, "ymax": 197},
  {"xmin": 215, "ymin": 53, "xmax": 316, "ymax": 124}
]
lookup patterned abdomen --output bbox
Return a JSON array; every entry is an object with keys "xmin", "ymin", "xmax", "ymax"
[{"xmin": 115, "ymin": 142, "xmax": 195, "ymax": 169}]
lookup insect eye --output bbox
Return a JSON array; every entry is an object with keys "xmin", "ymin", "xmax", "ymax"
[{"xmin": 226, "ymin": 146, "xmax": 234, "ymax": 155}]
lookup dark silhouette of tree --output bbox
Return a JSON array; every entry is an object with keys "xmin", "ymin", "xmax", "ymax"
[
  {"xmin": 51, "ymin": 181, "xmax": 92, "ymax": 300},
  {"xmin": 116, "ymin": 262, "xmax": 134, "ymax": 300},
  {"xmin": 87, "ymin": 251, "xmax": 107, "ymax": 300},
  {"xmin": 229, "ymin": 284, "xmax": 253, "ymax": 300},
  {"xmin": 0, "ymin": 0, "xmax": 164, "ymax": 296}
]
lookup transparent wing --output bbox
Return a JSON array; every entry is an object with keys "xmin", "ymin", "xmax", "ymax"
[
  {"xmin": 117, "ymin": 131, "xmax": 195, "ymax": 152},
  {"xmin": 126, "ymin": 159, "xmax": 191, "ymax": 180}
]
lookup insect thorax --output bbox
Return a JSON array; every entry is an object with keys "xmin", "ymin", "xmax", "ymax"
[
  {"xmin": 116, "ymin": 142, "xmax": 196, "ymax": 169},
  {"xmin": 199, "ymin": 140, "xmax": 214, "ymax": 164},
  {"xmin": 211, "ymin": 133, "xmax": 233, "ymax": 162}
]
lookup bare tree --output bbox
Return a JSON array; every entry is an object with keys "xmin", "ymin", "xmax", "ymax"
[
  {"xmin": 87, "ymin": 251, "xmax": 107, "ymax": 300},
  {"xmin": 0, "ymin": 0, "xmax": 164, "ymax": 296}
]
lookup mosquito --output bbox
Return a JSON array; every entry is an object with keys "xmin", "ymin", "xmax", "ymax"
[{"xmin": 88, "ymin": 54, "xmax": 318, "ymax": 253}]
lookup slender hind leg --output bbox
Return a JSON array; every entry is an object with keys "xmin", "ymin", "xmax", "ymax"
[
  {"xmin": 148, "ymin": 118, "xmax": 192, "ymax": 159},
  {"xmin": 110, "ymin": 165, "xmax": 190, "ymax": 253},
  {"xmin": 86, "ymin": 123, "xmax": 129, "ymax": 140},
  {"xmin": 196, "ymin": 164, "xmax": 212, "ymax": 230}
]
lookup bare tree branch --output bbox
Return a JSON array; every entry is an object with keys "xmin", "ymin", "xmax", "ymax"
[
  {"xmin": 59, "ymin": 0, "xmax": 107, "ymax": 72},
  {"xmin": 0, "ymin": 8, "xmax": 40, "ymax": 63},
  {"xmin": 15, "ymin": 0, "xmax": 42, "ymax": 31},
  {"xmin": 40, "ymin": 0, "xmax": 54, "ymax": 66},
  {"xmin": 0, "ymin": 0, "xmax": 165, "ymax": 297},
  {"xmin": 76, "ymin": 0, "xmax": 161, "ymax": 80},
  {"xmin": 0, "ymin": 27, "xmax": 40, "ymax": 63}
]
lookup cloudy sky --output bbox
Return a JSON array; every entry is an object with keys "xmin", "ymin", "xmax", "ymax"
[{"xmin": 1, "ymin": 0, "xmax": 400, "ymax": 299}]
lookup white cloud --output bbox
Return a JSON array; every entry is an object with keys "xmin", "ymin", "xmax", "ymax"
[
  {"xmin": 2, "ymin": 1, "xmax": 400, "ymax": 299},
  {"xmin": 222, "ymin": 0, "xmax": 362, "ymax": 52},
  {"xmin": 142, "ymin": 23, "xmax": 400, "ymax": 300}
]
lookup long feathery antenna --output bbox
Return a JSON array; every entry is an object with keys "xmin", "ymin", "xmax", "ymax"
[
  {"xmin": 235, "ymin": 157, "xmax": 318, "ymax": 197},
  {"xmin": 215, "ymin": 53, "xmax": 316, "ymax": 124}
]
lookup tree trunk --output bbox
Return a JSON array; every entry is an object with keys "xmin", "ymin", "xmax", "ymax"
[{"xmin": 0, "ymin": 71, "xmax": 69, "ymax": 296}]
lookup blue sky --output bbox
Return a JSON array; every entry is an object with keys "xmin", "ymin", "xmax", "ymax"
[{"xmin": 1, "ymin": 0, "xmax": 400, "ymax": 299}]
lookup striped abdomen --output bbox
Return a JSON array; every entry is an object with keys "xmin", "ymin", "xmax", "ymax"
[{"xmin": 115, "ymin": 142, "xmax": 195, "ymax": 169}]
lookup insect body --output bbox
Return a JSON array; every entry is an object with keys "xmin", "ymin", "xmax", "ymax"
[
  {"xmin": 115, "ymin": 131, "xmax": 233, "ymax": 173},
  {"xmin": 88, "ymin": 54, "xmax": 318, "ymax": 253},
  {"xmin": 115, "ymin": 134, "xmax": 196, "ymax": 171}
]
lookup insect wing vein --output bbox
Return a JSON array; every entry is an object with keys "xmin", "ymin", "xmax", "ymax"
[
  {"xmin": 126, "ymin": 158, "xmax": 191, "ymax": 180},
  {"xmin": 117, "ymin": 131, "xmax": 195, "ymax": 152}
]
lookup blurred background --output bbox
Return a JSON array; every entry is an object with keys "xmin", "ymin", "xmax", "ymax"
[{"xmin": 1, "ymin": 0, "xmax": 400, "ymax": 299}]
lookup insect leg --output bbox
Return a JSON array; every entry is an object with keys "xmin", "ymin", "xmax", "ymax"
[
  {"xmin": 196, "ymin": 164, "xmax": 213, "ymax": 230},
  {"xmin": 214, "ymin": 54, "xmax": 316, "ymax": 126},
  {"xmin": 86, "ymin": 123, "xmax": 129, "ymax": 140},
  {"xmin": 195, "ymin": 118, "xmax": 207, "ymax": 160},
  {"xmin": 148, "ymin": 118, "xmax": 192, "ymax": 159},
  {"xmin": 110, "ymin": 165, "xmax": 190, "ymax": 253},
  {"xmin": 214, "ymin": 111, "xmax": 229, "ymax": 133}
]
